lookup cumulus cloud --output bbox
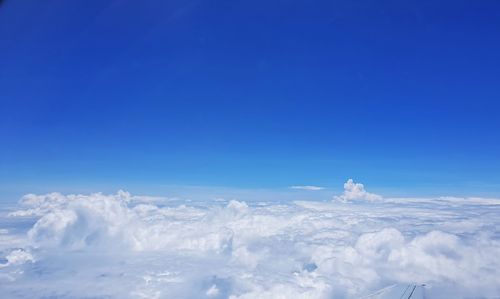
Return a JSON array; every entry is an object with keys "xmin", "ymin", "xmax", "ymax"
[
  {"xmin": 333, "ymin": 179, "xmax": 382, "ymax": 202},
  {"xmin": 0, "ymin": 187, "xmax": 499, "ymax": 299},
  {"xmin": 0, "ymin": 249, "xmax": 34, "ymax": 268},
  {"xmin": 290, "ymin": 185, "xmax": 325, "ymax": 191}
]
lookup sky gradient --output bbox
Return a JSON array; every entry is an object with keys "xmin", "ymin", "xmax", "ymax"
[{"xmin": 1, "ymin": 0, "xmax": 500, "ymax": 200}]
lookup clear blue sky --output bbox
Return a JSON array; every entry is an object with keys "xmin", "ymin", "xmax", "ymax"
[{"xmin": 1, "ymin": 0, "xmax": 499, "ymax": 200}]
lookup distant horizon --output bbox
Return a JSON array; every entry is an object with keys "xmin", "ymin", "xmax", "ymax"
[{"xmin": 2, "ymin": 178, "xmax": 500, "ymax": 205}]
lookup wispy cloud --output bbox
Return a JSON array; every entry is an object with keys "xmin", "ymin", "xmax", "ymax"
[{"xmin": 290, "ymin": 185, "xmax": 325, "ymax": 191}]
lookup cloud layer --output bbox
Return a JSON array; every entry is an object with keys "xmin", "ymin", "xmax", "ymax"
[{"xmin": 0, "ymin": 182, "xmax": 499, "ymax": 298}]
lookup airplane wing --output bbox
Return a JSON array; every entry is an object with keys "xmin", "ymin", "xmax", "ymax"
[{"xmin": 363, "ymin": 283, "xmax": 425, "ymax": 299}]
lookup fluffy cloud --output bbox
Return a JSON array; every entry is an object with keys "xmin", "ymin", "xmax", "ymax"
[
  {"xmin": 0, "ymin": 249, "xmax": 34, "ymax": 268},
  {"xmin": 0, "ymin": 185, "xmax": 499, "ymax": 298},
  {"xmin": 333, "ymin": 179, "xmax": 382, "ymax": 202}
]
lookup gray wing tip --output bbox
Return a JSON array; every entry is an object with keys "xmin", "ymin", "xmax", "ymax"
[{"xmin": 363, "ymin": 283, "xmax": 426, "ymax": 299}]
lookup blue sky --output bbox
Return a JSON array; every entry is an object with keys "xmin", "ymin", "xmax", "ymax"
[{"xmin": 1, "ymin": 0, "xmax": 500, "ymax": 200}]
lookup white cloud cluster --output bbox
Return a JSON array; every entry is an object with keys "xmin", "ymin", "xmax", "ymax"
[
  {"xmin": 0, "ymin": 184, "xmax": 499, "ymax": 298},
  {"xmin": 333, "ymin": 179, "xmax": 382, "ymax": 202},
  {"xmin": 0, "ymin": 249, "xmax": 34, "ymax": 268}
]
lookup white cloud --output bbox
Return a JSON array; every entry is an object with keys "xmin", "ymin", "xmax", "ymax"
[
  {"xmin": 333, "ymin": 179, "xmax": 382, "ymax": 202},
  {"xmin": 206, "ymin": 284, "xmax": 220, "ymax": 297},
  {"xmin": 0, "ymin": 188, "xmax": 499, "ymax": 298},
  {"xmin": 0, "ymin": 249, "xmax": 34, "ymax": 268},
  {"xmin": 290, "ymin": 185, "xmax": 325, "ymax": 191}
]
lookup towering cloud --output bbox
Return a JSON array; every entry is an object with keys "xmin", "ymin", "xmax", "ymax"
[{"xmin": 333, "ymin": 179, "xmax": 383, "ymax": 202}]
